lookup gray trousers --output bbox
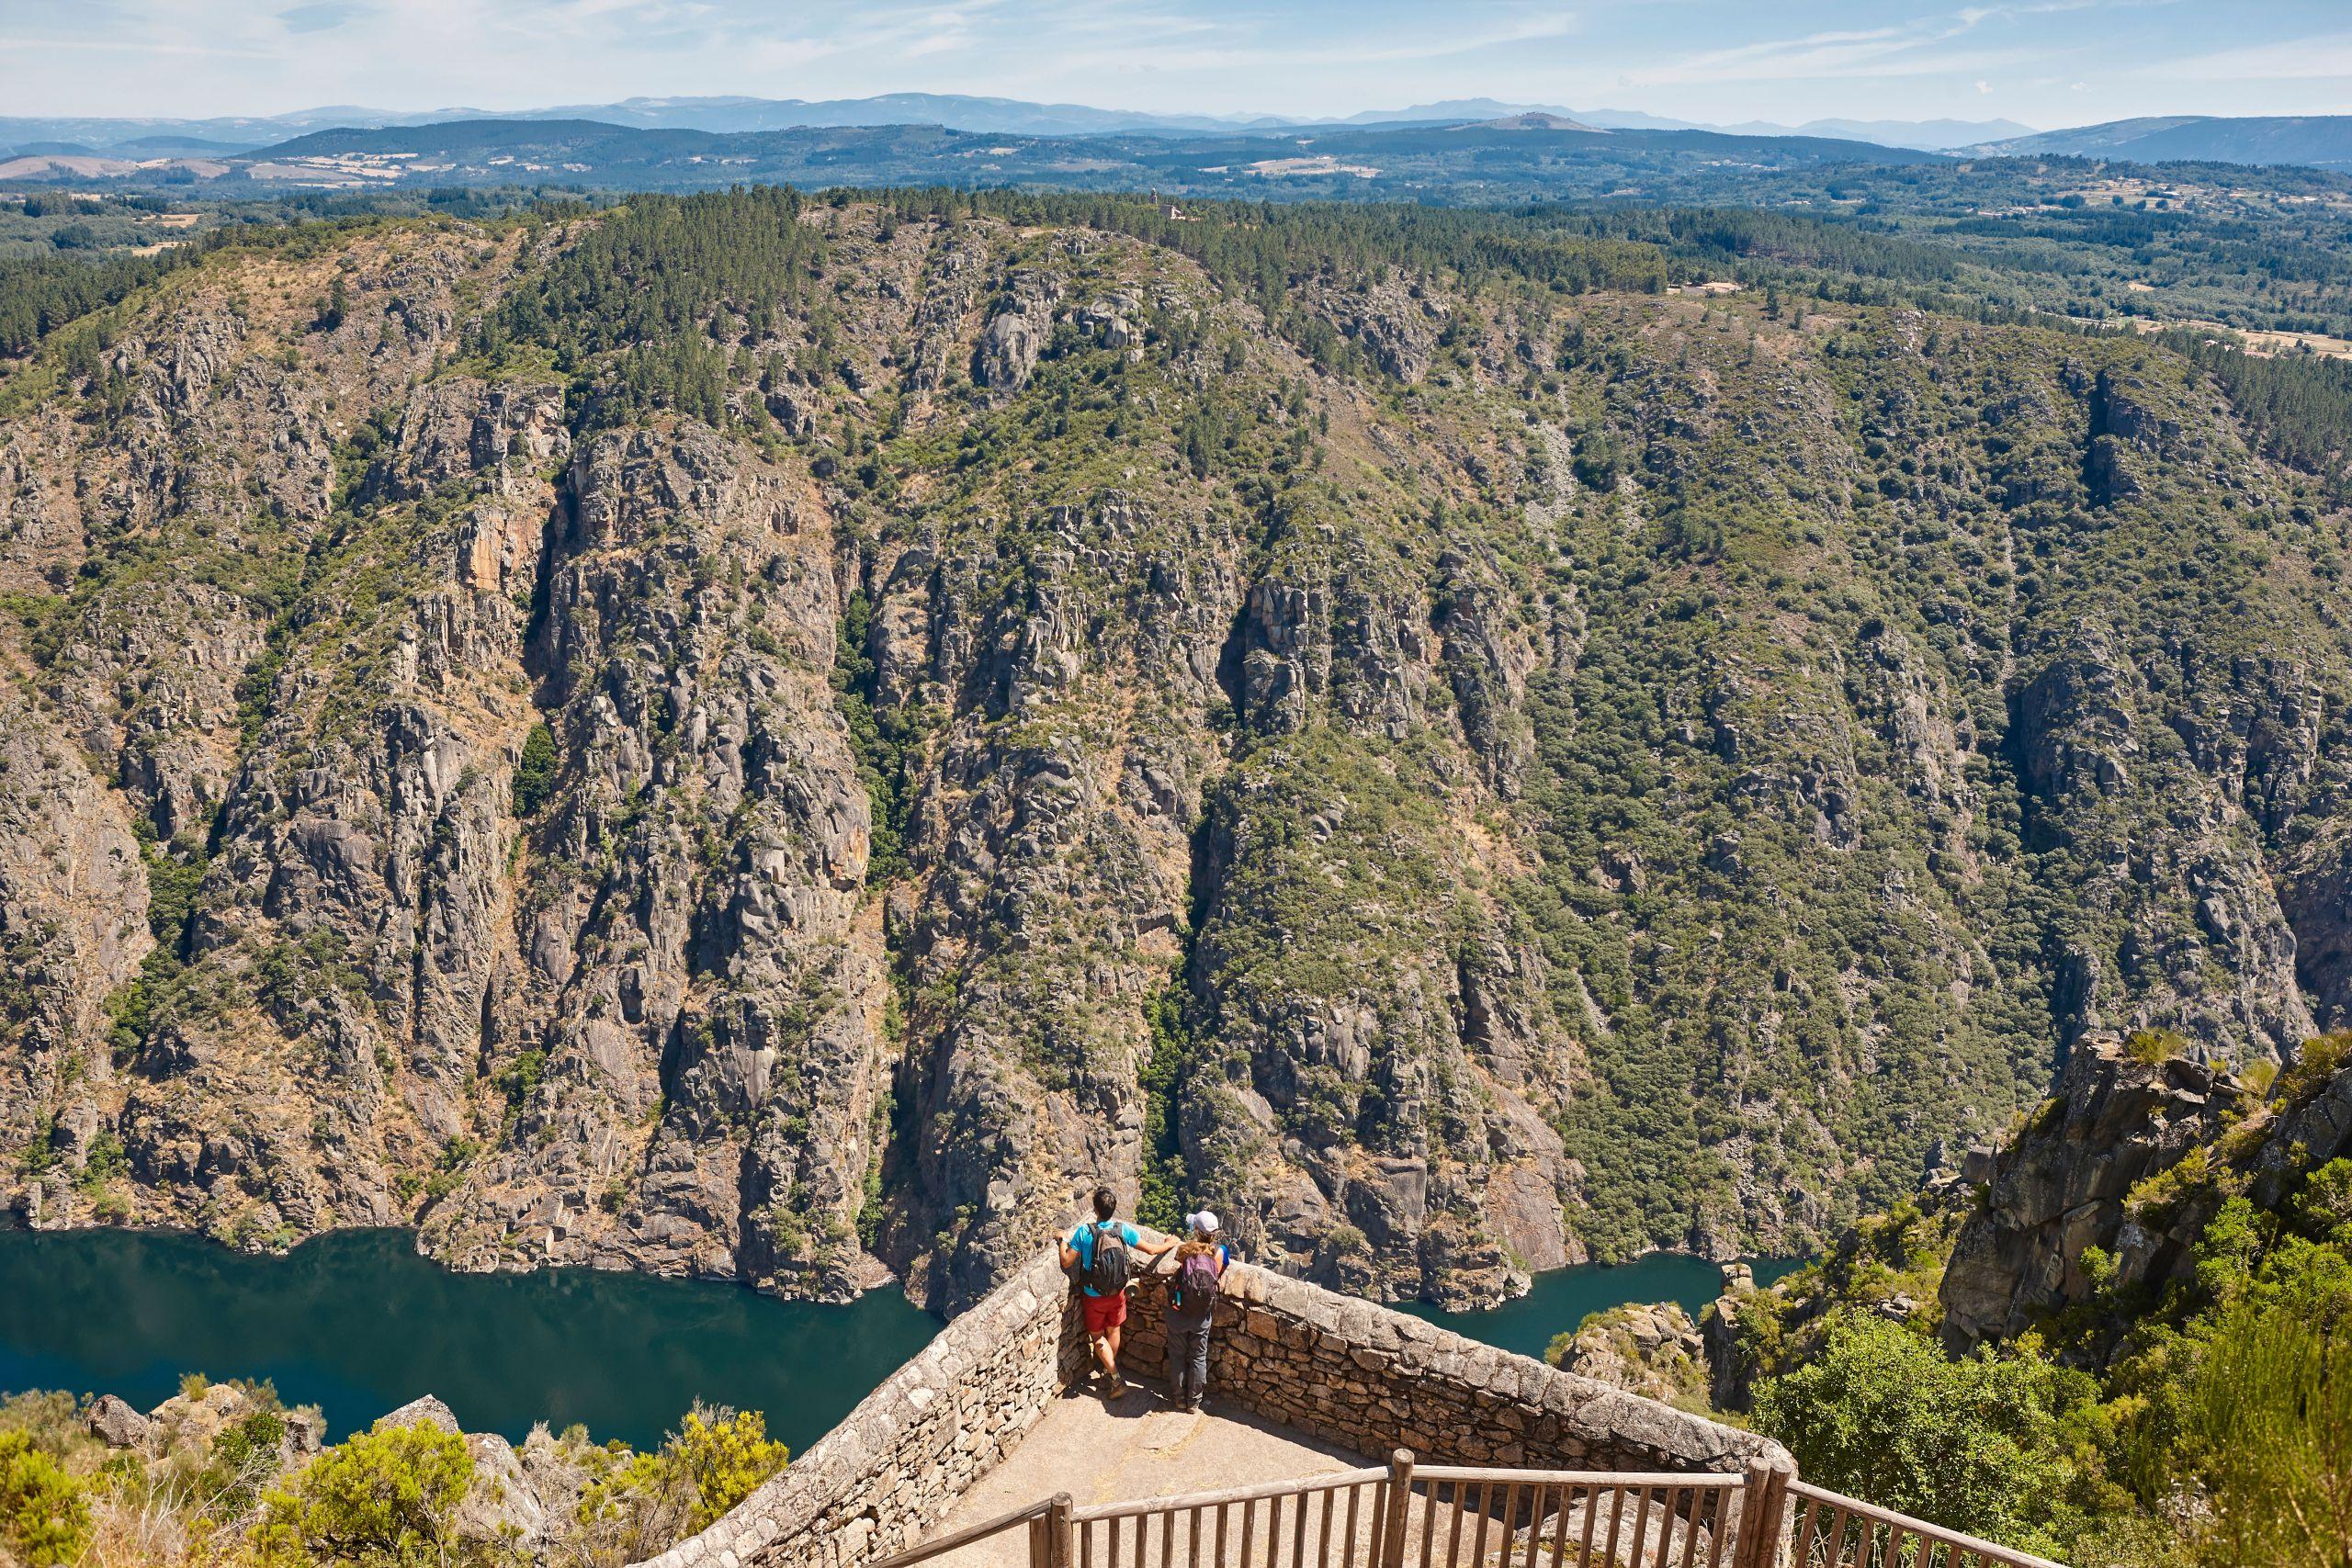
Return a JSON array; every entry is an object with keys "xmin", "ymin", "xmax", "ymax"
[{"xmin": 1168, "ymin": 1314, "xmax": 1213, "ymax": 1404}]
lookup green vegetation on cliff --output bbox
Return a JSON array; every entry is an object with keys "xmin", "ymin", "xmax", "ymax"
[
  {"xmin": 0, "ymin": 1383, "xmax": 785, "ymax": 1568},
  {"xmin": 4, "ymin": 178, "xmax": 2352, "ymax": 1310},
  {"xmin": 1690, "ymin": 1032, "xmax": 2352, "ymax": 1567}
]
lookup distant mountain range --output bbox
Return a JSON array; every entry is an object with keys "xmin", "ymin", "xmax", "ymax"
[
  {"xmin": 7, "ymin": 97, "xmax": 2350, "ymax": 186},
  {"xmin": 1966, "ymin": 114, "xmax": 2352, "ymax": 167},
  {"xmin": 0, "ymin": 115, "xmax": 1945, "ymax": 200},
  {"xmin": 0, "ymin": 94, "xmax": 2030, "ymax": 157}
]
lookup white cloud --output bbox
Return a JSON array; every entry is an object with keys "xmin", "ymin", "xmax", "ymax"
[
  {"xmin": 2137, "ymin": 30, "xmax": 2352, "ymax": 82},
  {"xmin": 0, "ymin": 0, "xmax": 2342, "ymax": 131}
]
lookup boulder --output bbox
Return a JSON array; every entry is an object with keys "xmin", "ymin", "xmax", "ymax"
[
  {"xmin": 456, "ymin": 1431, "xmax": 549, "ymax": 1545},
  {"xmin": 376, "ymin": 1394, "xmax": 462, "ymax": 1434},
  {"xmin": 146, "ymin": 1381, "xmax": 255, "ymax": 1452},
  {"xmin": 285, "ymin": 1409, "xmax": 325, "ymax": 1454},
  {"xmin": 89, "ymin": 1393, "xmax": 152, "ymax": 1450}
]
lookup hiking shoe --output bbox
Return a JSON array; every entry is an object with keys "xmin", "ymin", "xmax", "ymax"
[
  {"xmin": 1183, "ymin": 1399, "xmax": 1203, "ymax": 1414},
  {"xmin": 1104, "ymin": 1376, "xmax": 1128, "ymax": 1399}
]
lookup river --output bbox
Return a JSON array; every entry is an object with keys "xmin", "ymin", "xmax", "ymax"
[
  {"xmin": 1401, "ymin": 1253, "xmax": 1806, "ymax": 1361},
  {"xmin": 0, "ymin": 1227, "xmax": 936, "ymax": 1451},
  {"xmin": 2, "ymin": 1229, "xmax": 1795, "ymax": 1451}
]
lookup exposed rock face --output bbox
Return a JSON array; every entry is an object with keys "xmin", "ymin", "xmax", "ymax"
[
  {"xmin": 1937, "ymin": 1034, "xmax": 2352, "ymax": 1349},
  {"xmin": 10, "ymin": 201, "xmax": 2352, "ymax": 1314},
  {"xmin": 1940, "ymin": 1041, "xmax": 2240, "ymax": 1347},
  {"xmin": 424, "ymin": 423, "xmax": 889, "ymax": 1300},
  {"xmin": 145, "ymin": 1381, "xmax": 258, "ymax": 1452},
  {"xmin": 88, "ymin": 1393, "xmax": 152, "ymax": 1449},
  {"xmin": 1553, "ymin": 1301, "xmax": 1709, "ymax": 1407},
  {"xmin": 0, "ymin": 677, "xmax": 151, "ymax": 1212},
  {"xmin": 1702, "ymin": 1266, "xmax": 1756, "ymax": 1411},
  {"xmin": 975, "ymin": 282, "xmax": 1053, "ymax": 390}
]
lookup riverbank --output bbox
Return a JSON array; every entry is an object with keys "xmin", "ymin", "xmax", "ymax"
[
  {"xmin": 0, "ymin": 1226, "xmax": 936, "ymax": 1450},
  {"xmin": 1399, "ymin": 1252, "xmax": 1807, "ymax": 1360},
  {"xmin": 2, "ymin": 1226, "xmax": 1802, "ymax": 1451}
]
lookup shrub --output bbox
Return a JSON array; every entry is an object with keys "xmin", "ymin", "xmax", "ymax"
[
  {"xmin": 2183, "ymin": 1298, "xmax": 2352, "ymax": 1568},
  {"xmin": 209, "ymin": 1407, "xmax": 289, "ymax": 1519},
  {"xmin": 252, "ymin": 1422, "xmax": 472, "ymax": 1568},
  {"xmin": 2126, "ymin": 1146, "xmax": 2215, "ymax": 1224},
  {"xmin": 2121, "ymin": 1029, "xmax": 2186, "ymax": 1067},
  {"xmin": 2277, "ymin": 1032, "xmax": 2352, "ymax": 1107},
  {"xmin": 514, "ymin": 722, "xmax": 558, "ymax": 817},
  {"xmin": 0, "ymin": 1392, "xmax": 84, "ymax": 1456},
  {"xmin": 580, "ymin": 1404, "xmax": 786, "ymax": 1554},
  {"xmin": 0, "ymin": 1430, "xmax": 91, "ymax": 1566},
  {"xmin": 1753, "ymin": 1312, "xmax": 2093, "ymax": 1554}
]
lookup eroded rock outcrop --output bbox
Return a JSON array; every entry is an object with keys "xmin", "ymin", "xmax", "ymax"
[
  {"xmin": 1939, "ymin": 1036, "xmax": 2299, "ymax": 1349},
  {"xmin": 11, "ymin": 200, "xmax": 2352, "ymax": 1316}
]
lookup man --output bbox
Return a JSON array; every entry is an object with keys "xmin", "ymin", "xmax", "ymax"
[{"xmin": 1059, "ymin": 1187, "xmax": 1175, "ymax": 1398}]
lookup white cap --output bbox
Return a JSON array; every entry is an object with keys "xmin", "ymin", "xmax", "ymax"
[{"xmin": 1187, "ymin": 1210, "xmax": 1220, "ymax": 1235}]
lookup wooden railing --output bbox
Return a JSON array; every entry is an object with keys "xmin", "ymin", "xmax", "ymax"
[
  {"xmin": 1783, "ymin": 1482, "xmax": 2064, "ymax": 1568},
  {"xmin": 865, "ymin": 1454, "xmax": 2064, "ymax": 1568}
]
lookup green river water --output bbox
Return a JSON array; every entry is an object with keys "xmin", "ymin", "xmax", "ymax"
[
  {"xmin": 0, "ymin": 1227, "xmax": 937, "ymax": 1451},
  {"xmin": 1, "ymin": 1228, "xmax": 1796, "ymax": 1451}
]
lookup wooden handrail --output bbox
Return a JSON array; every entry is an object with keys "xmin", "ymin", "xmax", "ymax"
[
  {"xmin": 865, "ymin": 1497, "xmax": 1056, "ymax": 1568},
  {"xmin": 858, "ymin": 1456, "xmax": 2068, "ymax": 1568},
  {"xmin": 1074, "ymin": 1469, "xmax": 1390, "ymax": 1522},
  {"xmin": 1785, "ymin": 1480, "xmax": 2066, "ymax": 1568},
  {"xmin": 1077, "ymin": 1466, "xmax": 1383, "ymax": 1523},
  {"xmin": 1410, "ymin": 1469, "xmax": 1742, "ymax": 1489}
]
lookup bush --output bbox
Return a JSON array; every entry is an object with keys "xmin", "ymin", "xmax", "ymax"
[
  {"xmin": 514, "ymin": 721, "xmax": 558, "ymax": 817},
  {"xmin": 2277, "ymin": 1032, "xmax": 2352, "ymax": 1107},
  {"xmin": 209, "ymin": 1408, "xmax": 289, "ymax": 1519},
  {"xmin": 580, "ymin": 1404, "xmax": 786, "ymax": 1554},
  {"xmin": 1753, "ymin": 1313, "xmax": 2093, "ymax": 1554},
  {"xmin": 253, "ymin": 1422, "xmax": 473, "ymax": 1568},
  {"xmin": 0, "ymin": 1430, "xmax": 91, "ymax": 1567},
  {"xmin": 2122, "ymin": 1029, "xmax": 2187, "ymax": 1067},
  {"xmin": 2184, "ymin": 1298, "xmax": 2352, "ymax": 1568}
]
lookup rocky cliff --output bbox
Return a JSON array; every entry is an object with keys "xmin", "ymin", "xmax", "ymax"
[
  {"xmin": 7, "ymin": 192, "xmax": 2352, "ymax": 1311},
  {"xmin": 1940, "ymin": 1031, "xmax": 2352, "ymax": 1348}
]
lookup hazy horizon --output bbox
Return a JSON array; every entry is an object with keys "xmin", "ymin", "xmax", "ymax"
[{"xmin": 6, "ymin": 1, "xmax": 2348, "ymax": 133}]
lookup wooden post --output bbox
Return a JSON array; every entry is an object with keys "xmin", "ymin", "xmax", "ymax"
[
  {"xmin": 1381, "ymin": 1450, "xmax": 1415, "ymax": 1568},
  {"xmin": 1732, "ymin": 1460, "xmax": 1792, "ymax": 1568},
  {"xmin": 1045, "ymin": 1495, "xmax": 1077, "ymax": 1568}
]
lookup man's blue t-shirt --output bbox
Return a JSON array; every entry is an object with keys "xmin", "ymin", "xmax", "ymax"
[{"xmin": 1069, "ymin": 1221, "xmax": 1142, "ymax": 1297}]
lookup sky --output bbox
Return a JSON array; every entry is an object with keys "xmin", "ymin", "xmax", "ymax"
[{"xmin": 4, "ymin": 0, "xmax": 2351, "ymax": 130}]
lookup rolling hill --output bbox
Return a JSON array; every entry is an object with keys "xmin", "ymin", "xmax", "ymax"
[{"xmin": 1973, "ymin": 114, "xmax": 2352, "ymax": 168}]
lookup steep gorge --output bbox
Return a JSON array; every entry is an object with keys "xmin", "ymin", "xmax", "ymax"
[{"xmin": 6, "ymin": 193, "xmax": 2352, "ymax": 1312}]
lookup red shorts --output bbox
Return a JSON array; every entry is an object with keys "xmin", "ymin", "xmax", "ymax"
[{"xmin": 1082, "ymin": 1291, "xmax": 1129, "ymax": 1336}]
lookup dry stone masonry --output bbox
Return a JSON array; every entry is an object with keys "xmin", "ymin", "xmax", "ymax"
[
  {"xmin": 1118, "ymin": 1263, "xmax": 1775, "ymax": 1475},
  {"xmin": 635, "ymin": 1253, "xmax": 1080, "ymax": 1568},
  {"xmin": 639, "ymin": 1246, "xmax": 1781, "ymax": 1568}
]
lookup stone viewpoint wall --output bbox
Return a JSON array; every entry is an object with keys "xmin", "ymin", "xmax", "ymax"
[
  {"xmin": 640, "ymin": 1244, "xmax": 1781, "ymax": 1568},
  {"xmin": 634, "ymin": 1252, "xmax": 1080, "ymax": 1568},
  {"xmin": 1119, "ymin": 1263, "xmax": 1778, "ymax": 1474}
]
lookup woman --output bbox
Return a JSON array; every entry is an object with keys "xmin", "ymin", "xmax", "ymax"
[{"xmin": 1163, "ymin": 1211, "xmax": 1232, "ymax": 1412}]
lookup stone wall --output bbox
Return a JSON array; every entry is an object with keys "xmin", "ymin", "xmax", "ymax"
[
  {"xmin": 634, "ymin": 1252, "xmax": 1080, "ymax": 1568},
  {"xmin": 1118, "ymin": 1261, "xmax": 1780, "ymax": 1473},
  {"xmin": 643, "ymin": 1244, "xmax": 1781, "ymax": 1568}
]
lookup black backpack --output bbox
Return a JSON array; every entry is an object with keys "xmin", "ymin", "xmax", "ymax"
[{"xmin": 1085, "ymin": 1221, "xmax": 1132, "ymax": 1295}]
